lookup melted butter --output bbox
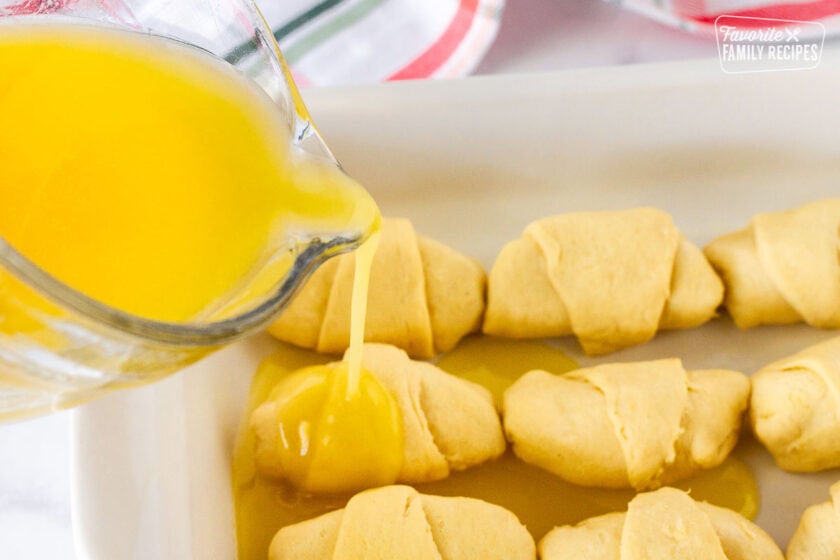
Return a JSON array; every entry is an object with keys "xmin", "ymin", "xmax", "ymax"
[
  {"xmin": 676, "ymin": 455, "xmax": 758, "ymax": 519},
  {"xmin": 234, "ymin": 343, "xmax": 408, "ymax": 558},
  {"xmin": 436, "ymin": 335, "xmax": 579, "ymax": 404},
  {"xmin": 248, "ymin": 234, "xmax": 403, "ymax": 495},
  {"xmin": 234, "ymin": 235, "xmax": 406, "ymax": 558},
  {"xmin": 259, "ymin": 361, "xmax": 403, "ymax": 494},
  {"xmin": 234, "ymin": 331, "xmax": 759, "ymax": 558},
  {"xmin": 419, "ymin": 452, "xmax": 757, "ymax": 541},
  {"xmin": 0, "ymin": 25, "xmax": 380, "ymax": 323},
  {"xmin": 232, "ymin": 344, "xmax": 332, "ymax": 560},
  {"xmin": 345, "ymin": 233, "xmax": 379, "ymax": 392},
  {"xmin": 434, "ymin": 336, "xmax": 757, "ymax": 536}
]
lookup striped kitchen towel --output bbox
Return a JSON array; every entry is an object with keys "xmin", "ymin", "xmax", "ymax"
[
  {"xmin": 614, "ymin": 0, "xmax": 840, "ymax": 35},
  {"xmin": 257, "ymin": 0, "xmax": 504, "ymax": 86},
  {"xmin": 1, "ymin": 0, "xmax": 503, "ymax": 86}
]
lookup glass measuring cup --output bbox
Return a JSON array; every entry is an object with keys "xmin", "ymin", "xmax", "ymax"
[{"xmin": 0, "ymin": 0, "xmax": 379, "ymax": 420}]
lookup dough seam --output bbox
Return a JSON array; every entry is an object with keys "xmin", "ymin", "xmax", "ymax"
[
  {"xmin": 417, "ymin": 497, "xmax": 447, "ymax": 560},
  {"xmin": 576, "ymin": 367, "xmax": 686, "ymax": 489},
  {"xmin": 416, "ymin": 378, "xmax": 450, "ymax": 475}
]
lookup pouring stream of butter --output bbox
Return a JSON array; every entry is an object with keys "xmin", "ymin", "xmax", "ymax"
[
  {"xmin": 1, "ymin": 20, "xmax": 398, "ymax": 489},
  {"xmin": 252, "ymin": 231, "xmax": 405, "ymax": 495},
  {"xmin": 345, "ymin": 233, "xmax": 380, "ymax": 394}
]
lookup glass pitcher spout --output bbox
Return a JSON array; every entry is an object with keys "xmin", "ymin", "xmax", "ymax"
[{"xmin": 0, "ymin": 0, "xmax": 380, "ymax": 419}]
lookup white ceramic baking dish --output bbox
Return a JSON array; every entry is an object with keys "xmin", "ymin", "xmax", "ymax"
[{"xmin": 72, "ymin": 55, "xmax": 840, "ymax": 559}]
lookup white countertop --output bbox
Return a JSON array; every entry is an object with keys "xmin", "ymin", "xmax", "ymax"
[
  {"xmin": 2, "ymin": 1, "xmax": 837, "ymax": 558},
  {"xmin": 0, "ymin": 411, "xmax": 74, "ymax": 558}
]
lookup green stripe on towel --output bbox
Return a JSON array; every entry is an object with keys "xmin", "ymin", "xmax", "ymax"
[
  {"xmin": 282, "ymin": 0, "xmax": 386, "ymax": 64},
  {"xmin": 273, "ymin": 0, "xmax": 346, "ymax": 41},
  {"xmin": 225, "ymin": 0, "xmax": 347, "ymax": 64}
]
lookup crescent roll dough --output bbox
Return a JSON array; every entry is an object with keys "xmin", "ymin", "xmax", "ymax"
[
  {"xmin": 503, "ymin": 359, "xmax": 749, "ymax": 490},
  {"xmin": 268, "ymin": 485, "xmax": 536, "ymax": 560},
  {"xmin": 484, "ymin": 208, "xmax": 723, "ymax": 355},
  {"xmin": 540, "ymin": 487, "xmax": 782, "ymax": 560},
  {"xmin": 704, "ymin": 199, "xmax": 840, "ymax": 328},
  {"xmin": 787, "ymin": 481, "xmax": 840, "ymax": 560},
  {"xmin": 268, "ymin": 218, "xmax": 485, "ymax": 358},
  {"xmin": 252, "ymin": 343, "xmax": 505, "ymax": 485},
  {"xmin": 750, "ymin": 336, "xmax": 840, "ymax": 471}
]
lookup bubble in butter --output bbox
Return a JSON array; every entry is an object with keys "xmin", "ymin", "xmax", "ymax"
[{"xmin": 250, "ymin": 359, "xmax": 404, "ymax": 495}]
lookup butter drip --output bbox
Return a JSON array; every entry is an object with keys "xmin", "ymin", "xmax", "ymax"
[
  {"xmin": 249, "ymin": 233, "xmax": 406, "ymax": 494},
  {"xmin": 253, "ymin": 362, "xmax": 403, "ymax": 494}
]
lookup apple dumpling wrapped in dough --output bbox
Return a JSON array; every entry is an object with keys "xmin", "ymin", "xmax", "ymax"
[
  {"xmin": 704, "ymin": 198, "xmax": 840, "ymax": 328},
  {"xmin": 540, "ymin": 487, "xmax": 783, "ymax": 560},
  {"xmin": 750, "ymin": 336, "xmax": 840, "ymax": 472},
  {"xmin": 503, "ymin": 359, "xmax": 749, "ymax": 490},
  {"xmin": 269, "ymin": 218, "xmax": 485, "ymax": 359},
  {"xmin": 787, "ymin": 481, "xmax": 840, "ymax": 560},
  {"xmin": 484, "ymin": 208, "xmax": 723, "ymax": 355},
  {"xmin": 251, "ymin": 343, "xmax": 505, "ymax": 492},
  {"xmin": 269, "ymin": 485, "xmax": 536, "ymax": 560}
]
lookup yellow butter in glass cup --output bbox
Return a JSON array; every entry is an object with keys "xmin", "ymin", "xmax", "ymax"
[{"xmin": 0, "ymin": 0, "xmax": 380, "ymax": 420}]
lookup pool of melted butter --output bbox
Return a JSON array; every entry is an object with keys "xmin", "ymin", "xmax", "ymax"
[{"xmin": 232, "ymin": 336, "xmax": 758, "ymax": 560}]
